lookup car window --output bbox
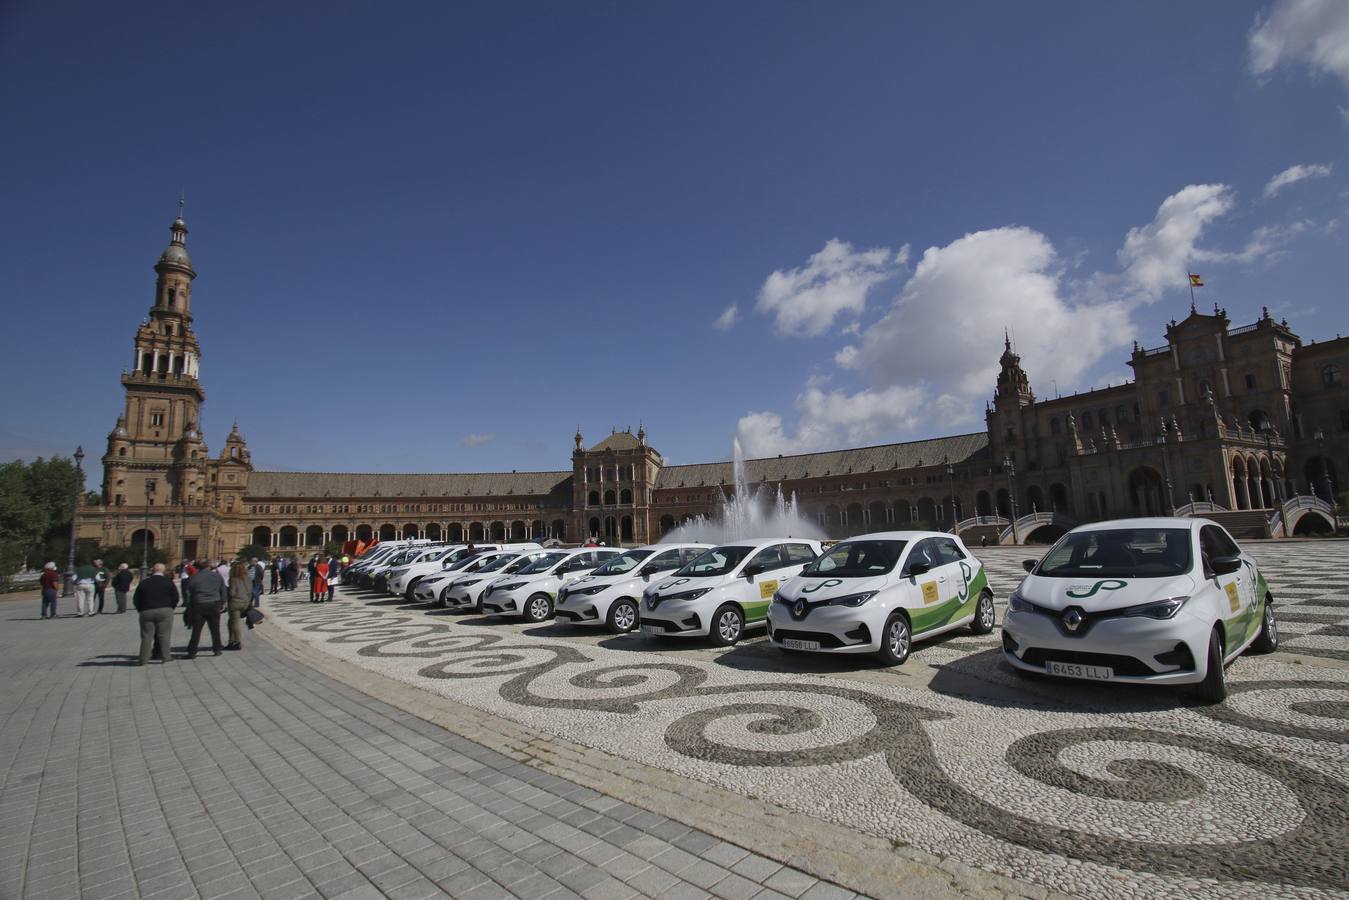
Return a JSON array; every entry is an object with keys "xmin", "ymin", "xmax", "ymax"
[
  {"xmin": 1038, "ymin": 528, "xmax": 1191, "ymax": 578},
  {"xmin": 904, "ymin": 539, "xmax": 941, "ymax": 574},
  {"xmin": 593, "ymin": 550, "xmax": 653, "ymax": 576},
  {"xmin": 803, "ymin": 540, "xmax": 903, "ymax": 577},
  {"xmin": 476, "ymin": 554, "xmax": 518, "ymax": 573},
  {"xmin": 746, "ymin": 545, "xmax": 789, "ymax": 573},
  {"xmin": 640, "ymin": 549, "xmax": 685, "ymax": 573},
  {"xmin": 680, "ymin": 547, "xmax": 706, "ymax": 564},
  {"xmin": 677, "ymin": 546, "xmax": 753, "ymax": 577},
  {"xmin": 785, "ymin": 543, "xmax": 817, "ymax": 563},
  {"xmin": 517, "ymin": 551, "xmax": 569, "ymax": 575},
  {"xmin": 935, "ymin": 538, "xmax": 966, "ymax": 565},
  {"xmin": 1200, "ymin": 525, "xmax": 1239, "ymax": 562}
]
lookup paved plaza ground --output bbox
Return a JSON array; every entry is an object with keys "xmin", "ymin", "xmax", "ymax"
[{"xmin": 2, "ymin": 542, "xmax": 1347, "ymax": 899}]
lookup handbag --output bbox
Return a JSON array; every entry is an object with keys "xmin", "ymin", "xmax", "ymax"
[
  {"xmin": 183, "ymin": 604, "xmax": 198, "ymax": 628},
  {"xmin": 245, "ymin": 608, "xmax": 265, "ymax": 629}
]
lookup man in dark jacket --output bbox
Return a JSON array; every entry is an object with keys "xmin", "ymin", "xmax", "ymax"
[
  {"xmin": 111, "ymin": 564, "xmax": 134, "ymax": 614},
  {"xmin": 184, "ymin": 560, "xmax": 227, "ymax": 658},
  {"xmin": 133, "ymin": 563, "xmax": 179, "ymax": 665}
]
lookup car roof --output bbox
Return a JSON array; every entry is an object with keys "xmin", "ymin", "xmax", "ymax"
[
  {"xmin": 837, "ymin": 530, "xmax": 959, "ymax": 543},
  {"xmin": 1071, "ymin": 517, "xmax": 1197, "ymax": 533},
  {"xmin": 706, "ymin": 537, "xmax": 822, "ymax": 551},
  {"xmin": 636, "ymin": 542, "xmax": 713, "ymax": 551}
]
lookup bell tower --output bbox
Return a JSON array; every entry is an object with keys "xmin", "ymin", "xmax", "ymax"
[{"xmin": 102, "ymin": 197, "xmax": 208, "ymax": 507}]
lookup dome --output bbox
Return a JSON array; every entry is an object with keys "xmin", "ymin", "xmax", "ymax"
[{"xmin": 158, "ymin": 242, "xmax": 193, "ymax": 269}]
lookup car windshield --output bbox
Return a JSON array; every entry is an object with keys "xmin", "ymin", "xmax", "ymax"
[
  {"xmin": 432, "ymin": 546, "xmax": 459, "ymax": 560},
  {"xmin": 503, "ymin": 553, "xmax": 546, "ymax": 573},
  {"xmin": 675, "ymin": 546, "xmax": 753, "ymax": 578},
  {"xmin": 593, "ymin": 550, "xmax": 653, "ymax": 576},
  {"xmin": 803, "ymin": 540, "xmax": 905, "ymax": 577},
  {"xmin": 517, "ymin": 551, "xmax": 569, "ymax": 575},
  {"xmin": 1036, "ymin": 528, "xmax": 1192, "ymax": 578},
  {"xmin": 476, "ymin": 554, "xmax": 517, "ymax": 573},
  {"xmin": 444, "ymin": 554, "xmax": 483, "ymax": 572}
]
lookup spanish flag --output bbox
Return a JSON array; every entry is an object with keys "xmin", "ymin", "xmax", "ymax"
[{"xmin": 1188, "ymin": 273, "xmax": 1204, "ymax": 287}]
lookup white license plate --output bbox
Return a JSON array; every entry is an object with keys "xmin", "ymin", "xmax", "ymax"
[
  {"xmin": 782, "ymin": 638, "xmax": 821, "ymax": 650},
  {"xmin": 1045, "ymin": 661, "xmax": 1113, "ymax": 680},
  {"xmin": 641, "ymin": 625, "xmax": 662, "ymax": 635}
]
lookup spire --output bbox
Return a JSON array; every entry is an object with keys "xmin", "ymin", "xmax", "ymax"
[
  {"xmin": 157, "ymin": 194, "xmax": 194, "ymax": 275},
  {"xmin": 1004, "ymin": 328, "xmax": 1011, "ymax": 351},
  {"xmin": 177, "ymin": 191, "xmax": 185, "ymax": 221}
]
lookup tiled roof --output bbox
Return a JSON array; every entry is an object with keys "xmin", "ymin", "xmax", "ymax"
[
  {"xmin": 588, "ymin": 432, "xmax": 643, "ymax": 452},
  {"xmin": 247, "ymin": 470, "xmax": 572, "ymax": 499},
  {"xmin": 653, "ymin": 432, "xmax": 990, "ymax": 489}
]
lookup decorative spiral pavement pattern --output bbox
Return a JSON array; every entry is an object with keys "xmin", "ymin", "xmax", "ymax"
[{"xmin": 269, "ymin": 544, "xmax": 1349, "ymax": 900}]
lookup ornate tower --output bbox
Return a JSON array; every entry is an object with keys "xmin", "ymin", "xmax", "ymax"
[
  {"xmin": 101, "ymin": 198, "xmax": 208, "ymax": 507},
  {"xmin": 987, "ymin": 331, "xmax": 1036, "ymax": 469}
]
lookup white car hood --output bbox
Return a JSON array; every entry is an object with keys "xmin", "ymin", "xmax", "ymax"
[
  {"xmin": 1021, "ymin": 573, "xmax": 1198, "ymax": 613},
  {"xmin": 778, "ymin": 573, "xmax": 888, "ymax": 601}
]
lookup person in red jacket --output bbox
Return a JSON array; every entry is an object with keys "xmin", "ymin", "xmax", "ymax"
[{"xmin": 39, "ymin": 562, "xmax": 60, "ymax": 619}]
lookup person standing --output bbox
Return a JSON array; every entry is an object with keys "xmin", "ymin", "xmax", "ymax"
[
  {"xmin": 111, "ymin": 563, "xmax": 134, "ymax": 613},
  {"xmin": 39, "ymin": 562, "xmax": 60, "ymax": 619},
  {"xmin": 325, "ymin": 554, "xmax": 340, "ymax": 601},
  {"xmin": 226, "ymin": 561, "xmax": 250, "ymax": 651},
  {"xmin": 312, "ymin": 556, "xmax": 330, "ymax": 604},
  {"xmin": 133, "ymin": 562, "xmax": 179, "ymax": 665},
  {"xmin": 249, "ymin": 558, "xmax": 264, "ymax": 608},
  {"xmin": 74, "ymin": 561, "xmax": 98, "ymax": 617},
  {"xmin": 93, "ymin": 559, "xmax": 110, "ymax": 614},
  {"xmin": 215, "ymin": 559, "xmax": 229, "ymax": 583},
  {"xmin": 269, "ymin": 557, "xmax": 280, "ymax": 594},
  {"xmin": 184, "ymin": 559, "xmax": 226, "ymax": 658}
]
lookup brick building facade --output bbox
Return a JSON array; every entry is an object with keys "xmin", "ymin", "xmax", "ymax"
[{"xmin": 78, "ymin": 212, "xmax": 1347, "ymax": 559}]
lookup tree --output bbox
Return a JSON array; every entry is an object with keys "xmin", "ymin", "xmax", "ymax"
[
  {"xmin": 235, "ymin": 544, "xmax": 271, "ymax": 562},
  {"xmin": 0, "ymin": 456, "xmax": 81, "ymax": 581}
]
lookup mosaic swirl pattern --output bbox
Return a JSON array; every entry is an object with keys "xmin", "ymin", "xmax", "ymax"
[{"xmin": 272, "ymin": 544, "xmax": 1349, "ymax": 900}]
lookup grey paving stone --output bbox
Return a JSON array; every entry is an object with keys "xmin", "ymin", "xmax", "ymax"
[
  {"xmin": 730, "ymin": 853, "xmax": 783, "ymax": 883},
  {"xmin": 762, "ymin": 868, "xmax": 819, "ymax": 898},
  {"xmin": 711, "ymin": 873, "xmax": 766, "ymax": 900}
]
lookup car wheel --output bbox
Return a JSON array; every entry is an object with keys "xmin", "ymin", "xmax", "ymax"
[
  {"xmin": 405, "ymin": 578, "xmax": 421, "ymax": 601},
  {"xmin": 710, "ymin": 604, "xmax": 744, "ymax": 646},
  {"xmin": 1251, "ymin": 596, "xmax": 1279, "ymax": 654},
  {"xmin": 607, "ymin": 599, "xmax": 638, "ymax": 634},
  {"xmin": 525, "ymin": 593, "xmax": 554, "ymax": 623},
  {"xmin": 1193, "ymin": 628, "xmax": 1228, "ymax": 704},
  {"xmin": 970, "ymin": 590, "xmax": 995, "ymax": 635},
  {"xmin": 877, "ymin": 613, "xmax": 911, "ymax": 665},
  {"xmin": 439, "ymin": 587, "xmax": 451, "ymax": 607}
]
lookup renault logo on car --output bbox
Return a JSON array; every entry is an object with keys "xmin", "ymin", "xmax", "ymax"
[
  {"xmin": 793, "ymin": 599, "xmax": 806, "ymax": 618},
  {"xmin": 1062, "ymin": 607, "xmax": 1084, "ymax": 632}
]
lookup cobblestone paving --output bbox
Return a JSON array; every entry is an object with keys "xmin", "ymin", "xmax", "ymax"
[
  {"xmin": 0, "ymin": 604, "xmax": 855, "ymax": 900},
  {"xmin": 271, "ymin": 542, "xmax": 1349, "ymax": 900}
]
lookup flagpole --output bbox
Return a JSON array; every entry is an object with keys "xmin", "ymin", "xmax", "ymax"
[{"xmin": 1188, "ymin": 273, "xmax": 1195, "ymax": 310}]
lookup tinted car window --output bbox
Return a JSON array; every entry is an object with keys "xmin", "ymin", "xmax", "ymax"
[
  {"xmin": 1200, "ymin": 525, "xmax": 1239, "ymax": 565},
  {"xmin": 904, "ymin": 540, "xmax": 941, "ymax": 573},
  {"xmin": 804, "ymin": 540, "xmax": 903, "ymax": 577},
  {"xmin": 935, "ymin": 538, "xmax": 966, "ymax": 565},
  {"xmin": 1038, "ymin": 528, "xmax": 1191, "ymax": 578},
  {"xmin": 785, "ymin": 543, "xmax": 817, "ymax": 563},
  {"xmin": 746, "ymin": 546, "xmax": 788, "ymax": 573},
  {"xmin": 641, "ymin": 549, "xmax": 685, "ymax": 573},
  {"xmin": 678, "ymin": 546, "xmax": 753, "ymax": 577}
]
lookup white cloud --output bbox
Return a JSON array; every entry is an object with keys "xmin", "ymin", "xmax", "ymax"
[
  {"xmin": 1249, "ymin": 0, "xmax": 1349, "ymax": 105},
  {"xmin": 461, "ymin": 433, "xmax": 495, "ymax": 448},
  {"xmin": 755, "ymin": 239, "xmax": 908, "ymax": 338},
  {"xmin": 712, "ymin": 303, "xmax": 741, "ymax": 331},
  {"xmin": 736, "ymin": 381, "xmax": 925, "ymax": 457},
  {"xmin": 1117, "ymin": 184, "xmax": 1235, "ymax": 299},
  {"xmin": 1263, "ymin": 162, "xmax": 1334, "ymax": 198}
]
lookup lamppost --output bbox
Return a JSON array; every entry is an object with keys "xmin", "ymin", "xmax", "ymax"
[
  {"xmin": 1259, "ymin": 421, "xmax": 1286, "ymax": 535},
  {"xmin": 1002, "ymin": 455, "xmax": 1018, "ymax": 542},
  {"xmin": 63, "ymin": 446, "xmax": 84, "ymax": 597},
  {"xmin": 1155, "ymin": 426, "xmax": 1174, "ymax": 515},
  {"xmin": 1313, "ymin": 430, "xmax": 1337, "ymax": 509},
  {"xmin": 945, "ymin": 458, "xmax": 957, "ymax": 533},
  {"xmin": 142, "ymin": 479, "xmax": 157, "ymax": 576}
]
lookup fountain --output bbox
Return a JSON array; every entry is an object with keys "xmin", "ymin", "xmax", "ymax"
[{"xmin": 660, "ymin": 437, "xmax": 824, "ymax": 544}]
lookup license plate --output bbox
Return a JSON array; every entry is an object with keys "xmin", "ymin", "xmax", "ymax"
[
  {"xmin": 1045, "ymin": 661, "xmax": 1113, "ymax": 680},
  {"xmin": 782, "ymin": 638, "xmax": 820, "ymax": 651},
  {"xmin": 641, "ymin": 625, "xmax": 662, "ymax": 635}
]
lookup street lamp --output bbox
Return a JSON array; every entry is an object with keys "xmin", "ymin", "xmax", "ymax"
[
  {"xmin": 1002, "ymin": 455, "xmax": 1018, "ymax": 542},
  {"xmin": 63, "ymin": 446, "xmax": 84, "ymax": 597},
  {"xmin": 142, "ymin": 479, "xmax": 157, "ymax": 576},
  {"xmin": 1154, "ymin": 426, "xmax": 1174, "ymax": 515},
  {"xmin": 945, "ymin": 458, "xmax": 957, "ymax": 532},
  {"xmin": 1313, "ymin": 430, "xmax": 1337, "ymax": 509}
]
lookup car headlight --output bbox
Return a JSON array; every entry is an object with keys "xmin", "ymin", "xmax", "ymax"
[
  {"xmin": 1008, "ymin": 590, "xmax": 1034, "ymax": 613},
  {"xmin": 494, "ymin": 582, "xmax": 526, "ymax": 593},
  {"xmin": 773, "ymin": 591, "xmax": 791, "ymax": 605},
  {"xmin": 1122, "ymin": 596, "xmax": 1190, "ymax": 620},
  {"xmin": 663, "ymin": 588, "xmax": 711, "ymax": 602},
  {"xmin": 571, "ymin": 585, "xmax": 608, "ymax": 596},
  {"xmin": 827, "ymin": 591, "xmax": 877, "ymax": 608},
  {"xmin": 459, "ymin": 578, "xmax": 481, "ymax": 587}
]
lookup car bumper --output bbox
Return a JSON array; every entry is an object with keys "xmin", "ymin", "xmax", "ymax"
[
  {"xmin": 1001, "ymin": 609, "xmax": 1207, "ymax": 685},
  {"xmin": 443, "ymin": 588, "xmax": 478, "ymax": 610},
  {"xmin": 480, "ymin": 592, "xmax": 525, "ymax": 616},
  {"xmin": 638, "ymin": 603, "xmax": 707, "ymax": 636},
  {"xmin": 765, "ymin": 605, "xmax": 877, "ymax": 653}
]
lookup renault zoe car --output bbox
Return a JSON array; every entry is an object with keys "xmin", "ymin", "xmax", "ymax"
[
  {"xmin": 1001, "ymin": 517, "xmax": 1278, "ymax": 702},
  {"xmin": 639, "ymin": 538, "xmax": 822, "ymax": 646},
  {"xmin": 412, "ymin": 550, "xmax": 516, "ymax": 604},
  {"xmin": 480, "ymin": 549, "xmax": 620, "ymax": 622},
  {"xmin": 767, "ymin": 531, "xmax": 994, "ymax": 664},
  {"xmin": 440, "ymin": 550, "xmax": 554, "ymax": 612},
  {"xmin": 555, "ymin": 543, "xmax": 711, "ymax": 633}
]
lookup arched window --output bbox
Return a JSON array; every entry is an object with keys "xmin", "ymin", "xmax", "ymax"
[
  {"xmin": 619, "ymin": 488, "xmax": 633, "ymax": 504},
  {"xmin": 1082, "ymin": 412, "xmax": 1092, "ymax": 431},
  {"xmin": 603, "ymin": 489, "xmax": 616, "ymax": 505},
  {"xmin": 1049, "ymin": 417, "xmax": 1060, "ymax": 435},
  {"xmin": 587, "ymin": 491, "xmax": 599, "ymax": 506},
  {"xmin": 118, "ymin": 447, "xmax": 127, "ymax": 457},
  {"xmin": 1323, "ymin": 364, "xmax": 1343, "ymax": 387}
]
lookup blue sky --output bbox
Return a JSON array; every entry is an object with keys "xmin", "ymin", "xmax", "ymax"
[{"xmin": 2, "ymin": 1, "xmax": 1346, "ymax": 480}]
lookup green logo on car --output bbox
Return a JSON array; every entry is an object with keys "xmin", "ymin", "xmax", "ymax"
[{"xmin": 1065, "ymin": 579, "xmax": 1128, "ymax": 599}]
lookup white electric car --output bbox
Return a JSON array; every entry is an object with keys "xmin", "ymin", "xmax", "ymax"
[
  {"xmin": 391, "ymin": 542, "xmax": 541, "ymax": 600},
  {"xmin": 480, "ymin": 549, "xmax": 620, "ymax": 622},
  {"xmin": 1001, "ymin": 517, "xmax": 1278, "ymax": 702},
  {"xmin": 554, "ymin": 543, "xmax": 712, "ymax": 633},
  {"xmin": 411, "ymin": 549, "xmax": 516, "ymax": 604},
  {"xmin": 639, "ymin": 538, "xmax": 823, "ymax": 646},
  {"xmin": 436, "ymin": 550, "xmax": 555, "ymax": 610},
  {"xmin": 767, "ymin": 531, "xmax": 994, "ymax": 664}
]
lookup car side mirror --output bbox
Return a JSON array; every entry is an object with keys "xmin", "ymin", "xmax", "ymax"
[
  {"xmin": 1022, "ymin": 559, "xmax": 1036, "ymax": 573},
  {"xmin": 1211, "ymin": 554, "xmax": 1242, "ymax": 576},
  {"xmin": 907, "ymin": 562, "xmax": 931, "ymax": 578},
  {"xmin": 743, "ymin": 565, "xmax": 760, "ymax": 580}
]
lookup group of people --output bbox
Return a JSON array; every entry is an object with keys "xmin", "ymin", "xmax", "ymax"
[
  {"xmin": 131, "ymin": 558, "xmax": 264, "ymax": 663},
  {"xmin": 305, "ymin": 554, "xmax": 344, "ymax": 603},
  {"xmin": 41, "ymin": 559, "xmax": 138, "ymax": 619}
]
